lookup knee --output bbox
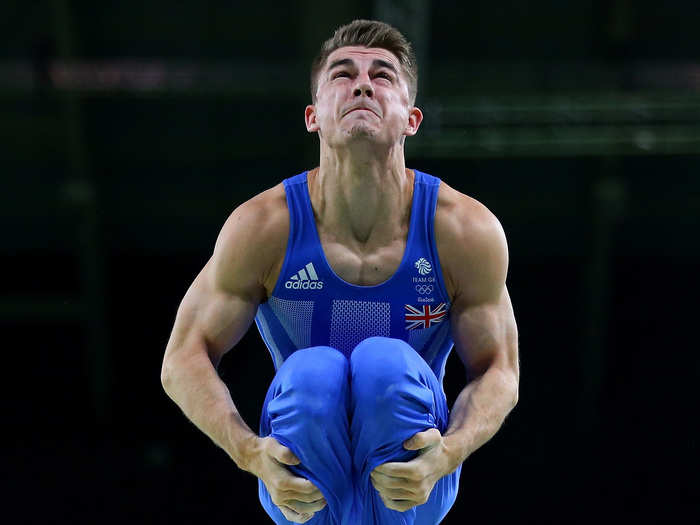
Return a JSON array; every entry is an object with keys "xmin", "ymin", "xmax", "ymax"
[
  {"xmin": 349, "ymin": 338, "xmax": 439, "ymax": 438},
  {"xmin": 278, "ymin": 346, "xmax": 349, "ymax": 419},
  {"xmin": 350, "ymin": 337, "xmax": 414, "ymax": 378},
  {"xmin": 350, "ymin": 337, "xmax": 415, "ymax": 404}
]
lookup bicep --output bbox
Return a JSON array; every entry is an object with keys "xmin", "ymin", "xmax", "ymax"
[
  {"xmin": 165, "ymin": 259, "xmax": 261, "ymax": 366},
  {"xmin": 164, "ymin": 192, "xmax": 285, "ymax": 367},
  {"xmin": 450, "ymin": 287, "xmax": 519, "ymax": 380},
  {"xmin": 438, "ymin": 195, "xmax": 518, "ymax": 379}
]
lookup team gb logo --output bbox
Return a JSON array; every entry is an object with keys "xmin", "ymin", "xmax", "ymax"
[{"xmin": 414, "ymin": 257, "xmax": 432, "ymax": 275}]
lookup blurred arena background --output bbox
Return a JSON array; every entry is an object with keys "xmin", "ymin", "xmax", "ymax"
[{"xmin": 3, "ymin": 1, "xmax": 698, "ymax": 523}]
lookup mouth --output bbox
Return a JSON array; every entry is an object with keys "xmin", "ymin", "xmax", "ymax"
[{"xmin": 344, "ymin": 107, "xmax": 379, "ymax": 118}]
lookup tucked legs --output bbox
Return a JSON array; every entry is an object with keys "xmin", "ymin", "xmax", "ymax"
[
  {"xmin": 258, "ymin": 339, "xmax": 461, "ymax": 525},
  {"xmin": 350, "ymin": 337, "xmax": 460, "ymax": 525},
  {"xmin": 258, "ymin": 346, "xmax": 354, "ymax": 525}
]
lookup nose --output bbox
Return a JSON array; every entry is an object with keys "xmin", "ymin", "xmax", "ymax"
[{"xmin": 353, "ymin": 81, "xmax": 373, "ymax": 98}]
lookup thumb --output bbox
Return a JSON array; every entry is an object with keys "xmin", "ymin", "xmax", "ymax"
[
  {"xmin": 271, "ymin": 441, "xmax": 301, "ymax": 466},
  {"xmin": 403, "ymin": 428, "xmax": 441, "ymax": 451}
]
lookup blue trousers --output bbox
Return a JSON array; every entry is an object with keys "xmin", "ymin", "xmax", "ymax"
[{"xmin": 258, "ymin": 337, "xmax": 461, "ymax": 525}]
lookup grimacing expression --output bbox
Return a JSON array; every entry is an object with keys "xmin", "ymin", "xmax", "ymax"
[{"xmin": 306, "ymin": 46, "xmax": 422, "ymax": 147}]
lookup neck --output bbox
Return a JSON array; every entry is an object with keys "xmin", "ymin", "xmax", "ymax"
[{"xmin": 310, "ymin": 141, "xmax": 413, "ymax": 245}]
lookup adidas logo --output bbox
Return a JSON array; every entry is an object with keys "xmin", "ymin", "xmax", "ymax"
[{"xmin": 285, "ymin": 262, "xmax": 324, "ymax": 290}]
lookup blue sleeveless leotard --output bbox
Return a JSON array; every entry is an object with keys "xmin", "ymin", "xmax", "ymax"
[
  {"xmin": 254, "ymin": 169, "xmax": 455, "ymax": 385},
  {"xmin": 253, "ymin": 170, "xmax": 462, "ymax": 524}
]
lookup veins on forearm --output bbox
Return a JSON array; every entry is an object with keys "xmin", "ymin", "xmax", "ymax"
[{"xmin": 444, "ymin": 367, "xmax": 518, "ymax": 461}]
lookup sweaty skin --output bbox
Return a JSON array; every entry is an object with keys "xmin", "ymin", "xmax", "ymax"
[{"xmin": 161, "ymin": 45, "xmax": 519, "ymax": 523}]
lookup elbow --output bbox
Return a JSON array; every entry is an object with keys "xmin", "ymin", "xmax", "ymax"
[
  {"xmin": 160, "ymin": 339, "xmax": 192, "ymax": 396},
  {"xmin": 509, "ymin": 375, "xmax": 519, "ymax": 410},
  {"xmin": 494, "ymin": 366, "xmax": 518, "ymax": 411},
  {"xmin": 160, "ymin": 341, "xmax": 210, "ymax": 397},
  {"xmin": 160, "ymin": 358, "xmax": 175, "ymax": 396},
  {"xmin": 493, "ymin": 365, "xmax": 519, "ymax": 408}
]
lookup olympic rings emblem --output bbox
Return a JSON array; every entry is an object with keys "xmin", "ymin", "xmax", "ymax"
[{"xmin": 415, "ymin": 285, "xmax": 434, "ymax": 295}]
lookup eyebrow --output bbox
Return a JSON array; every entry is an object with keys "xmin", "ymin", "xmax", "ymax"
[
  {"xmin": 327, "ymin": 58, "xmax": 398, "ymax": 74},
  {"xmin": 371, "ymin": 59, "xmax": 398, "ymax": 74}
]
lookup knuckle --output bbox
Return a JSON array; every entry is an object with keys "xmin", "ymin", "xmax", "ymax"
[
  {"xmin": 277, "ymin": 479, "xmax": 291, "ymax": 491},
  {"xmin": 301, "ymin": 479, "xmax": 315, "ymax": 492}
]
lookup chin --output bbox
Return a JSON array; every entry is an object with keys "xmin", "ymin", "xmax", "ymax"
[{"xmin": 346, "ymin": 124, "xmax": 378, "ymax": 138}]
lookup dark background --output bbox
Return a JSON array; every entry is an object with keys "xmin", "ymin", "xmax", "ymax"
[{"xmin": 3, "ymin": 1, "xmax": 699, "ymax": 523}]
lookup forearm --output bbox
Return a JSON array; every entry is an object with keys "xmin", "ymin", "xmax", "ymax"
[
  {"xmin": 161, "ymin": 347, "xmax": 258, "ymax": 473},
  {"xmin": 443, "ymin": 366, "xmax": 518, "ymax": 467}
]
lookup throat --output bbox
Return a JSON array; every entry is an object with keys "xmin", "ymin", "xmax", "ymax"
[
  {"xmin": 307, "ymin": 167, "xmax": 415, "ymax": 286},
  {"xmin": 309, "ymin": 167, "xmax": 415, "ymax": 244}
]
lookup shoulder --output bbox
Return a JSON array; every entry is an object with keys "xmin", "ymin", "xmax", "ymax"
[
  {"xmin": 434, "ymin": 181, "xmax": 506, "ymax": 250},
  {"xmin": 210, "ymin": 182, "xmax": 289, "ymax": 298},
  {"xmin": 434, "ymin": 181, "xmax": 508, "ymax": 303}
]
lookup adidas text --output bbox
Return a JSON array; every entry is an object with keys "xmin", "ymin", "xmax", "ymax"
[
  {"xmin": 285, "ymin": 280, "xmax": 324, "ymax": 290},
  {"xmin": 285, "ymin": 262, "xmax": 324, "ymax": 290}
]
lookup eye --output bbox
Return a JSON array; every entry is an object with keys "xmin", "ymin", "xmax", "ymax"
[
  {"xmin": 375, "ymin": 72, "xmax": 393, "ymax": 81},
  {"xmin": 333, "ymin": 71, "xmax": 350, "ymax": 79}
]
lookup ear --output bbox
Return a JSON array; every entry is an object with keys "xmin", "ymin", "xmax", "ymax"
[
  {"xmin": 305, "ymin": 105, "xmax": 320, "ymax": 133},
  {"xmin": 404, "ymin": 106, "xmax": 423, "ymax": 137}
]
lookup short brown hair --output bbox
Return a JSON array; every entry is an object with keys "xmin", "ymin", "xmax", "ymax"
[{"xmin": 310, "ymin": 19, "xmax": 418, "ymax": 104}]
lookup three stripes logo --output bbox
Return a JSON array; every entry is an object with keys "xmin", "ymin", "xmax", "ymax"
[{"xmin": 285, "ymin": 262, "xmax": 324, "ymax": 290}]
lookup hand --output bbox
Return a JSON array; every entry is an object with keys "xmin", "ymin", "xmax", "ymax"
[
  {"xmin": 249, "ymin": 436, "xmax": 327, "ymax": 523},
  {"xmin": 370, "ymin": 428, "xmax": 457, "ymax": 513}
]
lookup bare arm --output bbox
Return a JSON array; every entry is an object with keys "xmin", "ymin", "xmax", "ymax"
[
  {"xmin": 438, "ymin": 188, "xmax": 520, "ymax": 467},
  {"xmin": 443, "ymin": 289, "xmax": 519, "ymax": 463},
  {"xmin": 160, "ymin": 191, "xmax": 280, "ymax": 470},
  {"xmin": 160, "ymin": 263, "xmax": 261, "ymax": 470},
  {"xmin": 160, "ymin": 187, "xmax": 326, "ymax": 523},
  {"xmin": 370, "ymin": 187, "xmax": 519, "ymax": 513}
]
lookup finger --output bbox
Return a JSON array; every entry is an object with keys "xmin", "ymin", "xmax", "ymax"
[
  {"xmin": 280, "ymin": 505, "xmax": 313, "ymax": 524},
  {"xmin": 272, "ymin": 442, "xmax": 301, "ymax": 466},
  {"xmin": 374, "ymin": 485, "xmax": 416, "ymax": 499},
  {"xmin": 379, "ymin": 494, "xmax": 416, "ymax": 513},
  {"xmin": 371, "ymin": 479, "xmax": 417, "ymax": 496},
  {"xmin": 373, "ymin": 462, "xmax": 423, "ymax": 481},
  {"xmin": 279, "ymin": 475, "xmax": 324, "ymax": 498},
  {"xmin": 280, "ymin": 504, "xmax": 313, "ymax": 521},
  {"xmin": 282, "ymin": 498, "xmax": 327, "ymax": 514},
  {"xmin": 278, "ymin": 487, "xmax": 326, "ymax": 503},
  {"xmin": 371, "ymin": 470, "xmax": 416, "ymax": 490},
  {"xmin": 404, "ymin": 428, "xmax": 442, "ymax": 450}
]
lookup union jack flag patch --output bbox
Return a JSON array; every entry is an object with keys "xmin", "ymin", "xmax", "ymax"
[{"xmin": 404, "ymin": 303, "xmax": 448, "ymax": 330}]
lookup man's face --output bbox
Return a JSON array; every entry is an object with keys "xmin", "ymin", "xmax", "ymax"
[{"xmin": 305, "ymin": 46, "xmax": 422, "ymax": 148}]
